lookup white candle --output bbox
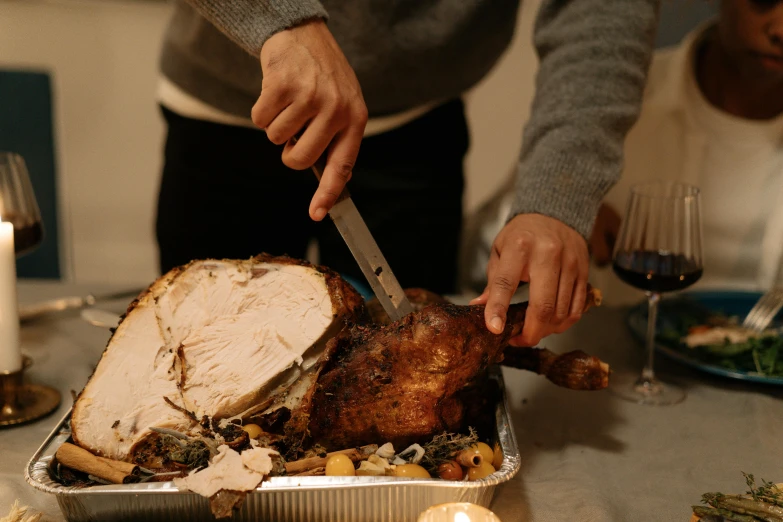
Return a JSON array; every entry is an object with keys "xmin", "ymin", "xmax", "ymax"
[{"xmin": 0, "ymin": 218, "xmax": 20, "ymax": 373}]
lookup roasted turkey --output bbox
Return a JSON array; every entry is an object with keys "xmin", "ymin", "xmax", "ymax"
[{"xmin": 71, "ymin": 255, "xmax": 607, "ymax": 462}]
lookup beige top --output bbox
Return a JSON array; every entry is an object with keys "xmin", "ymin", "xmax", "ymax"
[{"xmin": 591, "ymin": 23, "xmax": 783, "ymax": 305}]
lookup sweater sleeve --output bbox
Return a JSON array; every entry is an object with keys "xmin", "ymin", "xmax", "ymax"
[
  {"xmin": 183, "ymin": 0, "xmax": 329, "ymax": 56},
  {"xmin": 508, "ymin": 0, "xmax": 660, "ymax": 239}
]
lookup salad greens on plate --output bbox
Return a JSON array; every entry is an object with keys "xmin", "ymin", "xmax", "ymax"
[{"xmin": 628, "ymin": 293, "xmax": 783, "ymax": 381}]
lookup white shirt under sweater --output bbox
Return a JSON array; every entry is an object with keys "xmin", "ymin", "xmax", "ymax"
[
  {"xmin": 592, "ymin": 23, "xmax": 783, "ymax": 305},
  {"xmin": 157, "ymin": 77, "xmax": 439, "ymax": 137}
]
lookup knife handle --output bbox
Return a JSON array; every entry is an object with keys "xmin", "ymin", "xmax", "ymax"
[{"xmin": 289, "ymin": 136, "xmax": 351, "ymax": 203}]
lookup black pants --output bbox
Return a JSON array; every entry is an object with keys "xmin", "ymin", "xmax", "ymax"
[{"xmin": 155, "ymin": 100, "xmax": 469, "ymax": 294}]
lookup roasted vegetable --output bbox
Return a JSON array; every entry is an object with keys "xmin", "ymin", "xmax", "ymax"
[{"xmin": 695, "ymin": 472, "xmax": 783, "ymax": 522}]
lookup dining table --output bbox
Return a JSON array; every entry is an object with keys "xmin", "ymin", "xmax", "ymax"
[{"xmin": 2, "ymin": 280, "xmax": 782, "ymax": 522}]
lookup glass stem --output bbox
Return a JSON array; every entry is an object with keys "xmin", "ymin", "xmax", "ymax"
[{"xmin": 642, "ymin": 292, "xmax": 660, "ymax": 382}]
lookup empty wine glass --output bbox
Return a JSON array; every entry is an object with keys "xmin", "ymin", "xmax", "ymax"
[
  {"xmin": 0, "ymin": 152, "xmax": 44, "ymax": 257},
  {"xmin": 611, "ymin": 181, "xmax": 703, "ymax": 406}
]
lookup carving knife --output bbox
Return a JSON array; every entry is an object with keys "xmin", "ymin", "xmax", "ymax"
[{"xmin": 307, "ymin": 153, "xmax": 414, "ymax": 321}]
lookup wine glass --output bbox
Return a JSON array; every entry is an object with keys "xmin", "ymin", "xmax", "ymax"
[
  {"xmin": 611, "ymin": 181, "xmax": 703, "ymax": 406},
  {"xmin": 0, "ymin": 153, "xmax": 59, "ymax": 428},
  {"xmin": 0, "ymin": 152, "xmax": 44, "ymax": 257}
]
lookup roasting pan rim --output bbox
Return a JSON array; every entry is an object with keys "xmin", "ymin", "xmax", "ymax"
[{"xmin": 25, "ymin": 367, "xmax": 521, "ymax": 518}]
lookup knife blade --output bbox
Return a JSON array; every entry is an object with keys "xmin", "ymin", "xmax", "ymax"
[
  {"xmin": 306, "ymin": 152, "xmax": 414, "ymax": 321},
  {"xmin": 19, "ymin": 288, "xmax": 143, "ymax": 323}
]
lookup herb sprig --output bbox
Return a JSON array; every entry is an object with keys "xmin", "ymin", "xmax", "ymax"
[
  {"xmin": 695, "ymin": 472, "xmax": 783, "ymax": 522},
  {"xmin": 419, "ymin": 427, "xmax": 479, "ymax": 473}
]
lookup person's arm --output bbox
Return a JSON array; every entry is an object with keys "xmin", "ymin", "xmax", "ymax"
[
  {"xmin": 475, "ymin": 0, "xmax": 660, "ymax": 346},
  {"xmin": 184, "ymin": 0, "xmax": 328, "ymax": 56},
  {"xmin": 183, "ymin": 1, "xmax": 368, "ymax": 221},
  {"xmin": 512, "ymin": 0, "xmax": 660, "ymax": 235}
]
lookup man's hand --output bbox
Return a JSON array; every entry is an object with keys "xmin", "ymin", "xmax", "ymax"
[
  {"xmin": 470, "ymin": 213, "xmax": 590, "ymax": 347},
  {"xmin": 589, "ymin": 203, "xmax": 621, "ymax": 267},
  {"xmin": 252, "ymin": 19, "xmax": 368, "ymax": 221}
]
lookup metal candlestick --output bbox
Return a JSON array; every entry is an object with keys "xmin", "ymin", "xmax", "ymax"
[{"xmin": 0, "ymin": 355, "xmax": 60, "ymax": 427}]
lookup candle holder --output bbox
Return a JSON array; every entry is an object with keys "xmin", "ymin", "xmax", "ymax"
[
  {"xmin": 0, "ymin": 152, "xmax": 59, "ymax": 427},
  {"xmin": 0, "ymin": 355, "xmax": 60, "ymax": 427}
]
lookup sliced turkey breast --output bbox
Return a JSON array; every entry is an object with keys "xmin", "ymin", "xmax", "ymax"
[{"xmin": 71, "ymin": 256, "xmax": 363, "ymax": 460}]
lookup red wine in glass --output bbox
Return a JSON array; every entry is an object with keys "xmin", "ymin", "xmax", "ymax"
[
  {"xmin": 613, "ymin": 250, "xmax": 703, "ymax": 293},
  {"xmin": 610, "ymin": 181, "xmax": 703, "ymax": 406},
  {"xmin": 5, "ymin": 214, "xmax": 44, "ymax": 256},
  {"xmin": 0, "ymin": 153, "xmax": 45, "ymax": 257}
]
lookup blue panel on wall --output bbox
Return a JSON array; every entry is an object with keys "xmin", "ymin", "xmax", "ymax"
[{"xmin": 0, "ymin": 69, "xmax": 61, "ymax": 279}]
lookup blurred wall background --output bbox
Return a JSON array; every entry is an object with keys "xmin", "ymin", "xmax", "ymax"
[
  {"xmin": 0, "ymin": 0, "xmax": 173, "ymax": 285},
  {"xmin": 0, "ymin": 0, "xmax": 715, "ymax": 286}
]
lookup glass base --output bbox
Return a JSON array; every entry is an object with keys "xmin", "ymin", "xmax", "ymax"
[{"xmin": 609, "ymin": 373, "xmax": 686, "ymax": 406}]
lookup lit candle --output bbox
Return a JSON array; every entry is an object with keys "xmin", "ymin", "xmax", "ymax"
[{"xmin": 0, "ymin": 217, "xmax": 20, "ymax": 373}]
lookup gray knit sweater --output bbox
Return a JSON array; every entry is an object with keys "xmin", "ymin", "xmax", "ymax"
[{"xmin": 160, "ymin": 0, "xmax": 660, "ymax": 239}]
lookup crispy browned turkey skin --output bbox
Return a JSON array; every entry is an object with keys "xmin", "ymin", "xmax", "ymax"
[
  {"xmin": 308, "ymin": 303, "xmax": 514, "ymax": 449},
  {"xmin": 365, "ymin": 288, "xmax": 448, "ymax": 325},
  {"xmin": 307, "ymin": 289, "xmax": 603, "ymax": 450}
]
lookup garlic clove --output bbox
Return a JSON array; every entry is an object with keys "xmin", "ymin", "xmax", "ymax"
[
  {"xmin": 395, "ymin": 443, "xmax": 425, "ymax": 464},
  {"xmin": 367, "ymin": 454, "xmax": 392, "ymax": 470},
  {"xmin": 375, "ymin": 442, "xmax": 395, "ymax": 459},
  {"xmin": 356, "ymin": 461, "xmax": 385, "ymax": 476}
]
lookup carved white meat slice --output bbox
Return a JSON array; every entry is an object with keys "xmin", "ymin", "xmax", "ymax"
[
  {"xmin": 72, "ymin": 256, "xmax": 363, "ymax": 460},
  {"xmin": 173, "ymin": 445, "xmax": 277, "ymax": 498}
]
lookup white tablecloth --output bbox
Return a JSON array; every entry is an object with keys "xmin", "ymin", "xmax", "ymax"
[{"xmin": 2, "ymin": 281, "xmax": 782, "ymax": 521}]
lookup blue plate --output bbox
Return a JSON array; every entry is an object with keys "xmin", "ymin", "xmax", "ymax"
[{"xmin": 626, "ymin": 290, "xmax": 783, "ymax": 385}]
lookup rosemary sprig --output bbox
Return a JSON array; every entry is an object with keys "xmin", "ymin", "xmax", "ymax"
[
  {"xmin": 419, "ymin": 427, "xmax": 479, "ymax": 473},
  {"xmin": 169, "ymin": 439, "xmax": 211, "ymax": 470}
]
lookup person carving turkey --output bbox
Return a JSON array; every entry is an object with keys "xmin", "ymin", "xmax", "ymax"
[{"xmin": 155, "ymin": 0, "xmax": 661, "ymax": 346}]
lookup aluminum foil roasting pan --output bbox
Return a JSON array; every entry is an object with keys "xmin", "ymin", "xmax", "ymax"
[{"xmin": 25, "ymin": 369, "xmax": 520, "ymax": 522}]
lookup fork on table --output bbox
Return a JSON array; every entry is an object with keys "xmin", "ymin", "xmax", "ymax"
[{"xmin": 743, "ymin": 286, "xmax": 783, "ymax": 333}]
